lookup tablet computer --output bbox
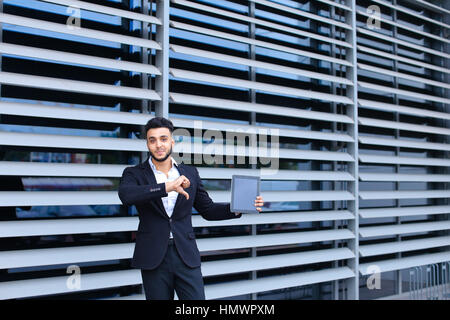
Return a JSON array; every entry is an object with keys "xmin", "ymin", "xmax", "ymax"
[{"xmin": 230, "ymin": 175, "xmax": 260, "ymax": 214}]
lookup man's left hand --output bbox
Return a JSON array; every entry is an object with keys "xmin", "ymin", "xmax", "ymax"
[{"xmin": 254, "ymin": 195, "xmax": 264, "ymax": 212}]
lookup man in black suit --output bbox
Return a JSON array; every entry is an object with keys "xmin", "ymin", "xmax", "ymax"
[{"xmin": 118, "ymin": 117, "xmax": 264, "ymax": 300}]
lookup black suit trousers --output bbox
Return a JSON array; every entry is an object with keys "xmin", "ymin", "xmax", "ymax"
[{"xmin": 140, "ymin": 239, "xmax": 205, "ymax": 300}]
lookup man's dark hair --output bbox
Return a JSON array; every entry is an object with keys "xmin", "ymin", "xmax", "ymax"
[{"xmin": 144, "ymin": 117, "xmax": 174, "ymax": 136}]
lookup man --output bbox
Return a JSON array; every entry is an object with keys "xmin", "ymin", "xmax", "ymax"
[{"xmin": 118, "ymin": 117, "xmax": 264, "ymax": 300}]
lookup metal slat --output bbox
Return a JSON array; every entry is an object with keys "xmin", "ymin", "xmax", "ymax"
[
  {"xmin": 197, "ymin": 229, "xmax": 355, "ymax": 252},
  {"xmin": 202, "ymin": 248, "xmax": 355, "ymax": 277},
  {"xmin": 359, "ymin": 252, "xmax": 450, "ymax": 275},
  {"xmin": 192, "ymin": 210, "xmax": 355, "ymax": 227},
  {"xmin": 359, "ymin": 117, "xmax": 450, "ymax": 136},
  {"xmin": 170, "ymin": 44, "xmax": 353, "ymax": 86},
  {"xmin": 170, "ymin": 92, "xmax": 354, "ymax": 123},
  {"xmin": 0, "ymin": 269, "xmax": 142, "ymax": 300},
  {"xmin": 0, "ymin": 243, "xmax": 133, "ymax": 269},
  {"xmin": 358, "ymin": 99, "xmax": 450, "ymax": 120},
  {"xmin": 359, "ymin": 190, "xmax": 450, "ymax": 200},
  {"xmin": 193, "ymin": 169, "xmax": 355, "ymax": 181},
  {"xmin": 170, "ymin": 21, "xmax": 353, "ymax": 67},
  {"xmin": 205, "ymin": 267, "xmax": 354, "ymax": 299},
  {"xmin": 359, "ymin": 221, "xmax": 450, "ymax": 238},
  {"xmin": 359, "ymin": 236, "xmax": 450, "ymax": 257},
  {"xmin": 0, "ymin": 72, "xmax": 161, "ymax": 101},
  {"xmin": 0, "ymin": 190, "xmax": 354, "ymax": 207},
  {"xmin": 358, "ymin": 136, "xmax": 450, "ymax": 151},
  {"xmin": 316, "ymin": 0, "xmax": 351, "ymax": 11},
  {"xmin": 0, "ymin": 131, "xmax": 147, "ymax": 152},
  {"xmin": 170, "ymin": 68, "xmax": 353, "ymax": 104},
  {"xmin": 0, "ymin": 13, "xmax": 161, "ymax": 50},
  {"xmin": 359, "ymin": 154, "xmax": 450, "ymax": 167},
  {"xmin": 0, "ymin": 43, "xmax": 161, "ymax": 75},
  {"xmin": 41, "ymin": 0, "xmax": 161, "ymax": 25},
  {"xmin": 0, "ymin": 101, "xmax": 152, "ymax": 125},
  {"xmin": 0, "ymin": 161, "xmax": 128, "ymax": 177},
  {"xmin": 359, "ymin": 205, "xmax": 450, "ymax": 219},
  {"xmin": 0, "ymin": 217, "xmax": 137, "ymax": 238},
  {"xmin": 359, "ymin": 173, "xmax": 450, "ymax": 182},
  {"xmin": 0, "ymin": 191, "xmax": 120, "ymax": 207},
  {"xmin": 0, "ymin": 211, "xmax": 355, "ymax": 238}
]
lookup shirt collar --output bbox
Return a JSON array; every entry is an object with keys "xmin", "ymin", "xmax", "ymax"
[{"xmin": 149, "ymin": 156, "xmax": 177, "ymax": 172}]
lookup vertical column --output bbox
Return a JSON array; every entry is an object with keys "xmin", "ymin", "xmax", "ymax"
[
  {"xmin": 331, "ymin": 4, "xmax": 339, "ymax": 301},
  {"xmin": 141, "ymin": 0, "xmax": 151, "ymax": 116},
  {"xmin": 141, "ymin": 0, "xmax": 151, "ymax": 162},
  {"xmin": 155, "ymin": 0, "xmax": 169, "ymax": 118},
  {"xmin": 345, "ymin": 0, "xmax": 359, "ymax": 300},
  {"xmin": 0, "ymin": 0, "xmax": 3, "ymax": 102},
  {"xmin": 445, "ymin": 2, "xmax": 450, "ymax": 236},
  {"xmin": 248, "ymin": 1, "xmax": 257, "ymax": 301},
  {"xmin": 444, "ymin": 0, "xmax": 450, "ymax": 223},
  {"xmin": 309, "ymin": 0, "xmax": 322, "ymax": 301},
  {"xmin": 392, "ymin": 0, "xmax": 402, "ymax": 296},
  {"xmin": 432, "ymin": 2, "xmax": 450, "ymax": 246}
]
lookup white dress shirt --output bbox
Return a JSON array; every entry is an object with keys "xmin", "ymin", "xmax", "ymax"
[{"xmin": 149, "ymin": 156, "xmax": 180, "ymax": 238}]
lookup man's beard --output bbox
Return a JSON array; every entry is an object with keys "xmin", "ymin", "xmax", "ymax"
[{"xmin": 150, "ymin": 145, "xmax": 173, "ymax": 162}]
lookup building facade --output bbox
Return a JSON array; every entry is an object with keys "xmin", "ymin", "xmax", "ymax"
[{"xmin": 0, "ymin": 0, "xmax": 448, "ymax": 300}]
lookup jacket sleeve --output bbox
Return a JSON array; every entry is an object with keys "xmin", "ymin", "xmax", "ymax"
[
  {"xmin": 118, "ymin": 167, "xmax": 168, "ymax": 206},
  {"xmin": 193, "ymin": 167, "xmax": 242, "ymax": 221}
]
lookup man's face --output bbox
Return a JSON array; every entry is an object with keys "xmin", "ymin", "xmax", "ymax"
[{"xmin": 146, "ymin": 127, "xmax": 175, "ymax": 162}]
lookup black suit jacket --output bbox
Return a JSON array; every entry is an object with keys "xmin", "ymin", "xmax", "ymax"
[{"xmin": 118, "ymin": 158, "xmax": 241, "ymax": 270}]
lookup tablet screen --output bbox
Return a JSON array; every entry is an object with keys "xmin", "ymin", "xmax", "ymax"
[{"xmin": 231, "ymin": 175, "xmax": 260, "ymax": 214}]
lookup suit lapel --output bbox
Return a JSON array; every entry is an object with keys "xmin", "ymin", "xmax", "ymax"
[{"xmin": 141, "ymin": 158, "xmax": 168, "ymax": 218}]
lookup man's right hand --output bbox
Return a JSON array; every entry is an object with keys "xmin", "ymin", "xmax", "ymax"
[{"xmin": 165, "ymin": 175, "xmax": 190, "ymax": 200}]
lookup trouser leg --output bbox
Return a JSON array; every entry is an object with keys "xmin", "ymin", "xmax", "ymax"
[
  {"xmin": 140, "ymin": 252, "xmax": 174, "ymax": 300},
  {"xmin": 172, "ymin": 245, "xmax": 205, "ymax": 300}
]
